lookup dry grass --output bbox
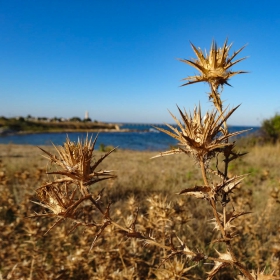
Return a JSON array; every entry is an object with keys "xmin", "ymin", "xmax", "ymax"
[{"xmin": 0, "ymin": 142, "xmax": 279, "ymax": 279}]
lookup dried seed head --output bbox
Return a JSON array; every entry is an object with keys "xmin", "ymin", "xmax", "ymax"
[
  {"xmin": 39, "ymin": 134, "xmax": 116, "ymax": 195},
  {"xmin": 153, "ymin": 256, "xmax": 196, "ymax": 279},
  {"xmin": 34, "ymin": 183, "xmax": 74, "ymax": 215},
  {"xmin": 180, "ymin": 39, "xmax": 247, "ymax": 93},
  {"xmin": 153, "ymin": 105, "xmax": 246, "ymax": 165},
  {"xmin": 179, "ymin": 39, "xmax": 247, "ymax": 112}
]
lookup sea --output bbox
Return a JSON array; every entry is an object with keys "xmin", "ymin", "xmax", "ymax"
[{"xmin": 0, "ymin": 123, "xmax": 260, "ymax": 151}]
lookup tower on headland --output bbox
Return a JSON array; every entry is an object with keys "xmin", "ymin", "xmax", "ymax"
[{"xmin": 85, "ymin": 111, "xmax": 89, "ymax": 120}]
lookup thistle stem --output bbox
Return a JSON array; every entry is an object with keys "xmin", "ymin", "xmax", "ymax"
[
  {"xmin": 210, "ymin": 198, "xmax": 226, "ymax": 238},
  {"xmin": 199, "ymin": 159, "xmax": 208, "ymax": 186},
  {"xmin": 234, "ymin": 262, "xmax": 254, "ymax": 280},
  {"xmin": 200, "ymin": 159, "xmax": 226, "ymax": 238},
  {"xmin": 210, "ymin": 83, "xmax": 253, "ymax": 280},
  {"xmin": 223, "ymin": 205, "xmax": 227, "ymax": 235},
  {"xmin": 110, "ymin": 221, "xmax": 130, "ymax": 233},
  {"xmin": 210, "ymin": 86, "xmax": 228, "ymax": 134}
]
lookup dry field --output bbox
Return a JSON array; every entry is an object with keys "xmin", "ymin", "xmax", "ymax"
[{"xmin": 0, "ymin": 142, "xmax": 279, "ymax": 279}]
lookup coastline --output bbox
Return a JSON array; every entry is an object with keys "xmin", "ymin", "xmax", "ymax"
[
  {"xmin": 0, "ymin": 119, "xmax": 138, "ymax": 136},
  {"xmin": 0, "ymin": 127, "xmax": 149, "ymax": 136},
  {"xmin": 16, "ymin": 128, "xmax": 134, "ymax": 134}
]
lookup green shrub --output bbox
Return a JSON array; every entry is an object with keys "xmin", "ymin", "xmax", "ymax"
[{"xmin": 261, "ymin": 113, "xmax": 280, "ymax": 143}]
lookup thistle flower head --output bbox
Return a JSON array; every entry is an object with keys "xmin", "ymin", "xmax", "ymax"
[
  {"xmin": 180, "ymin": 39, "xmax": 247, "ymax": 92},
  {"xmin": 179, "ymin": 39, "xmax": 247, "ymax": 111},
  {"xmin": 34, "ymin": 183, "xmax": 74, "ymax": 215},
  {"xmin": 39, "ymin": 134, "xmax": 116, "ymax": 195},
  {"xmin": 153, "ymin": 105, "xmax": 246, "ymax": 164}
]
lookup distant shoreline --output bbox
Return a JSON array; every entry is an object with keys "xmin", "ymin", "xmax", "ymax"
[
  {"xmin": 16, "ymin": 128, "xmax": 139, "ymax": 134},
  {"xmin": 0, "ymin": 127, "xmax": 149, "ymax": 136},
  {"xmin": 0, "ymin": 118, "xmax": 150, "ymax": 136}
]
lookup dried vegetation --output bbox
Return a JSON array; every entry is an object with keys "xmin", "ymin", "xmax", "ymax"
[{"xmin": 1, "ymin": 39, "xmax": 280, "ymax": 279}]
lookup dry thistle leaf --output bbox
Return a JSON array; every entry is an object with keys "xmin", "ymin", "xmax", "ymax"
[
  {"xmin": 215, "ymin": 174, "xmax": 248, "ymax": 194},
  {"xmin": 210, "ymin": 210, "xmax": 251, "ymax": 234},
  {"xmin": 207, "ymin": 250, "xmax": 233, "ymax": 280},
  {"xmin": 178, "ymin": 185, "xmax": 211, "ymax": 199}
]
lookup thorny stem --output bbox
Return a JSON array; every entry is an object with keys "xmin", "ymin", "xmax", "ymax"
[
  {"xmin": 209, "ymin": 198, "xmax": 226, "ymax": 238},
  {"xmin": 234, "ymin": 263, "xmax": 255, "ymax": 280},
  {"xmin": 210, "ymin": 88, "xmax": 254, "ymax": 280},
  {"xmin": 199, "ymin": 159, "xmax": 208, "ymax": 186},
  {"xmin": 210, "ymin": 87, "xmax": 228, "ymax": 134},
  {"xmin": 223, "ymin": 206, "xmax": 227, "ymax": 236},
  {"xmin": 110, "ymin": 221, "xmax": 130, "ymax": 233},
  {"xmin": 211, "ymin": 87, "xmax": 223, "ymax": 114},
  {"xmin": 200, "ymin": 149, "xmax": 252, "ymax": 280},
  {"xmin": 200, "ymin": 159, "xmax": 226, "ymax": 238},
  {"xmin": 80, "ymin": 182, "xmax": 130, "ymax": 234},
  {"xmin": 221, "ymin": 104, "xmax": 231, "ymax": 246},
  {"xmin": 224, "ymin": 157, "xmax": 229, "ymax": 180},
  {"xmin": 212, "ymin": 86, "xmax": 230, "ymax": 235}
]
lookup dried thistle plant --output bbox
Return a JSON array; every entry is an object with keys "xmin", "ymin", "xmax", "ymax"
[
  {"xmin": 30, "ymin": 135, "xmax": 134, "ymax": 248},
  {"xmin": 150, "ymin": 39, "xmax": 277, "ymax": 279}
]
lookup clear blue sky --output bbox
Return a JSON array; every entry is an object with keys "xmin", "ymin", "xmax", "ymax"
[{"xmin": 1, "ymin": 0, "xmax": 280, "ymax": 126}]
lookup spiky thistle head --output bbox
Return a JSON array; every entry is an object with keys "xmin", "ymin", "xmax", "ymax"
[
  {"xmin": 39, "ymin": 134, "xmax": 116, "ymax": 195},
  {"xmin": 179, "ymin": 39, "xmax": 247, "ymax": 110},
  {"xmin": 34, "ymin": 182, "xmax": 76, "ymax": 215},
  {"xmin": 30, "ymin": 135, "xmax": 117, "ymax": 235},
  {"xmin": 152, "ymin": 105, "xmax": 247, "ymax": 165}
]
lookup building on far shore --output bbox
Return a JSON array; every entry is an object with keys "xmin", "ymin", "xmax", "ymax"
[{"xmin": 85, "ymin": 111, "xmax": 89, "ymax": 120}]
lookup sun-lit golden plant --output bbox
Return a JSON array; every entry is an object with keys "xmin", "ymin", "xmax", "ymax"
[
  {"xmin": 30, "ymin": 135, "xmax": 134, "ymax": 246},
  {"xmin": 148, "ymin": 39, "xmax": 278, "ymax": 280},
  {"xmin": 180, "ymin": 39, "xmax": 247, "ymax": 112},
  {"xmin": 38, "ymin": 135, "xmax": 116, "ymax": 195}
]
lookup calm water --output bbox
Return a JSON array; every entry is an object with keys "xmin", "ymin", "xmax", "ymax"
[{"xmin": 0, "ymin": 124, "xmax": 260, "ymax": 151}]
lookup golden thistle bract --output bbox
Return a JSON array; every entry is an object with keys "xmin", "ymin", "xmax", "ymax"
[
  {"xmin": 179, "ymin": 39, "xmax": 247, "ymax": 91},
  {"xmin": 179, "ymin": 39, "xmax": 247, "ymax": 112},
  {"xmin": 153, "ymin": 105, "xmax": 248, "ymax": 164},
  {"xmin": 39, "ymin": 134, "xmax": 116, "ymax": 195}
]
